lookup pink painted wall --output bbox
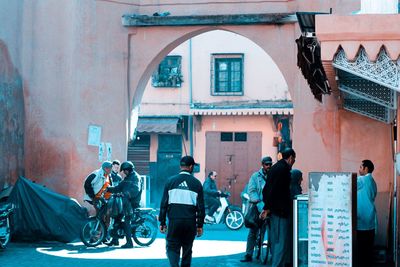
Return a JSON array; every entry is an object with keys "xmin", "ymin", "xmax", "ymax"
[
  {"xmin": 1, "ymin": 0, "xmax": 393, "ymax": 244},
  {"xmin": 17, "ymin": 1, "xmax": 140, "ymax": 200},
  {"xmin": 139, "ymin": 29, "xmax": 289, "ymax": 116},
  {"xmin": 315, "ymin": 13, "xmax": 400, "ymax": 247}
]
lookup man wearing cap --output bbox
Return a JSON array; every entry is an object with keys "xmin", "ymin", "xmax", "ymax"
[
  {"xmin": 159, "ymin": 155, "xmax": 205, "ymax": 267},
  {"xmin": 240, "ymin": 156, "xmax": 273, "ymax": 262},
  {"xmin": 84, "ymin": 161, "xmax": 114, "ymax": 205}
]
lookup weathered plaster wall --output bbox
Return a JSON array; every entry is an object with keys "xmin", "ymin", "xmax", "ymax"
[
  {"xmin": 0, "ymin": 2, "xmax": 24, "ymax": 190},
  {"xmin": 316, "ymin": 13, "xmax": 400, "ymax": 246},
  {"xmin": 19, "ymin": 1, "xmax": 138, "ymax": 200},
  {"xmin": 2, "ymin": 0, "xmax": 392, "ymax": 244},
  {"xmin": 137, "ymin": 0, "xmax": 295, "ymax": 16}
]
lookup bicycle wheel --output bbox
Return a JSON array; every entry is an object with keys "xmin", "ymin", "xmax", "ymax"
[
  {"xmin": 132, "ymin": 215, "xmax": 157, "ymax": 246},
  {"xmin": 80, "ymin": 217, "xmax": 106, "ymax": 247},
  {"xmin": 260, "ymin": 227, "xmax": 270, "ymax": 264},
  {"xmin": 254, "ymin": 231, "xmax": 262, "ymax": 260}
]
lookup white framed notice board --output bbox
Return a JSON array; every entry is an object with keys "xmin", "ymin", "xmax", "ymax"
[{"xmin": 308, "ymin": 172, "xmax": 356, "ymax": 267}]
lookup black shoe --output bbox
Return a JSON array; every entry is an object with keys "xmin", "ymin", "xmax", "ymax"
[
  {"xmin": 121, "ymin": 242, "xmax": 133, "ymax": 248},
  {"xmin": 240, "ymin": 255, "xmax": 252, "ymax": 262},
  {"xmin": 106, "ymin": 238, "xmax": 119, "ymax": 246}
]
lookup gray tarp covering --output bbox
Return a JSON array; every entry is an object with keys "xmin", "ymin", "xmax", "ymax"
[{"xmin": 7, "ymin": 177, "xmax": 88, "ymax": 243}]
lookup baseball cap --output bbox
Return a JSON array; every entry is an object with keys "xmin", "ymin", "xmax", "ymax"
[
  {"xmin": 180, "ymin": 155, "xmax": 196, "ymax": 166},
  {"xmin": 102, "ymin": 161, "xmax": 113, "ymax": 169},
  {"xmin": 261, "ymin": 156, "xmax": 273, "ymax": 164}
]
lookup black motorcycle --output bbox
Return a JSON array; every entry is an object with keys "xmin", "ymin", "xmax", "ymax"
[
  {"xmin": 0, "ymin": 203, "xmax": 14, "ymax": 249},
  {"xmin": 80, "ymin": 195, "xmax": 158, "ymax": 247}
]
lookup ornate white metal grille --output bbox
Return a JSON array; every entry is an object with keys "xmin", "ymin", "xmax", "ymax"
[
  {"xmin": 337, "ymin": 69, "xmax": 396, "ymax": 109},
  {"xmin": 333, "ymin": 47, "xmax": 398, "ymax": 124},
  {"xmin": 342, "ymin": 92, "xmax": 395, "ymax": 123},
  {"xmin": 333, "ymin": 48, "xmax": 400, "ymax": 91}
]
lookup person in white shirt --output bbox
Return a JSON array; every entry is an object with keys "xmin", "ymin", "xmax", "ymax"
[{"xmin": 356, "ymin": 159, "xmax": 377, "ymax": 267}]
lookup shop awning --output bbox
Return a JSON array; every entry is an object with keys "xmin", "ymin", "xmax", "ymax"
[
  {"xmin": 190, "ymin": 108, "xmax": 293, "ymax": 116},
  {"xmin": 136, "ymin": 117, "xmax": 180, "ymax": 133},
  {"xmin": 189, "ymin": 100, "xmax": 293, "ymax": 116}
]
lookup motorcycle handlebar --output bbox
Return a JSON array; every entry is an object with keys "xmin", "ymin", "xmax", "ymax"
[{"xmin": 219, "ymin": 191, "xmax": 231, "ymax": 198}]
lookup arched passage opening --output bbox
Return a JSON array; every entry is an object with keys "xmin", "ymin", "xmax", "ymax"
[{"xmin": 127, "ymin": 29, "xmax": 293, "ymax": 208}]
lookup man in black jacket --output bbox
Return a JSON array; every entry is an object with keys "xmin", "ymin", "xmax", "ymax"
[
  {"xmin": 260, "ymin": 148, "xmax": 296, "ymax": 267},
  {"xmin": 159, "ymin": 156, "xmax": 205, "ymax": 267},
  {"xmin": 106, "ymin": 161, "xmax": 141, "ymax": 248},
  {"xmin": 111, "ymin": 160, "xmax": 122, "ymax": 186}
]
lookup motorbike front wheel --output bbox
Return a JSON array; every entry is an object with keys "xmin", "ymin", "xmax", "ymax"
[
  {"xmin": 132, "ymin": 215, "xmax": 157, "ymax": 246},
  {"xmin": 225, "ymin": 207, "xmax": 244, "ymax": 230},
  {"xmin": 80, "ymin": 217, "xmax": 106, "ymax": 247},
  {"xmin": 0, "ymin": 217, "xmax": 11, "ymax": 249}
]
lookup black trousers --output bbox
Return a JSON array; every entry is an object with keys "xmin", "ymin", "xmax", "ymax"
[
  {"xmin": 166, "ymin": 219, "xmax": 197, "ymax": 267},
  {"xmin": 205, "ymin": 198, "xmax": 220, "ymax": 216},
  {"xmin": 356, "ymin": 229, "xmax": 375, "ymax": 267}
]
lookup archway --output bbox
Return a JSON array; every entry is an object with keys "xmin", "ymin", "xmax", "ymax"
[{"xmin": 128, "ymin": 29, "xmax": 293, "ymax": 207}]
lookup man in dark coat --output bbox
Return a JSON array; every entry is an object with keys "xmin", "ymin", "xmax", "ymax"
[
  {"xmin": 159, "ymin": 156, "xmax": 205, "ymax": 267},
  {"xmin": 203, "ymin": 171, "xmax": 221, "ymax": 222},
  {"xmin": 290, "ymin": 169, "xmax": 303, "ymax": 200},
  {"xmin": 106, "ymin": 161, "xmax": 141, "ymax": 248},
  {"xmin": 260, "ymin": 148, "xmax": 296, "ymax": 267}
]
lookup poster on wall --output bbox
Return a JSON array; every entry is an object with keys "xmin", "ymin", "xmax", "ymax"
[
  {"xmin": 88, "ymin": 125, "xmax": 101, "ymax": 146},
  {"xmin": 308, "ymin": 172, "xmax": 356, "ymax": 267}
]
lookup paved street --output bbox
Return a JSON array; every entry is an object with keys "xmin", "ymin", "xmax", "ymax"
[{"xmin": 0, "ymin": 224, "xmax": 269, "ymax": 267}]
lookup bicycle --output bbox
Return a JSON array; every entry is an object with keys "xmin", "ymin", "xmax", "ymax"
[
  {"xmin": 80, "ymin": 195, "xmax": 157, "ymax": 247},
  {"xmin": 254, "ymin": 217, "xmax": 271, "ymax": 265}
]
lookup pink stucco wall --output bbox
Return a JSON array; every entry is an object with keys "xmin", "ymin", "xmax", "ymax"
[
  {"xmin": 0, "ymin": 0, "xmax": 393, "ymax": 245},
  {"xmin": 19, "ymin": 1, "xmax": 137, "ymax": 198}
]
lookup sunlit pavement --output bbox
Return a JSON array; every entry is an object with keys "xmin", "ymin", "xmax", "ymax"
[
  {"xmin": 0, "ymin": 224, "xmax": 269, "ymax": 267},
  {"xmin": 36, "ymin": 238, "xmax": 245, "ymax": 260}
]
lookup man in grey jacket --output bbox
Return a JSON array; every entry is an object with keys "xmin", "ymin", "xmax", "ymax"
[{"xmin": 240, "ymin": 156, "xmax": 273, "ymax": 262}]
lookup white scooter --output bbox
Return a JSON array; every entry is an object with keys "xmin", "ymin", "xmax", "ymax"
[{"xmin": 204, "ymin": 191, "xmax": 244, "ymax": 230}]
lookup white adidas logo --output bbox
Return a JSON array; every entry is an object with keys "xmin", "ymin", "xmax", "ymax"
[{"xmin": 178, "ymin": 181, "xmax": 188, "ymax": 188}]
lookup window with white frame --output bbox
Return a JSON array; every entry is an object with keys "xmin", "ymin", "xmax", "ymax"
[
  {"xmin": 211, "ymin": 54, "xmax": 244, "ymax": 95},
  {"xmin": 152, "ymin": 56, "xmax": 183, "ymax": 88}
]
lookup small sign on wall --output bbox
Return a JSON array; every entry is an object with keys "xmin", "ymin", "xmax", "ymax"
[
  {"xmin": 98, "ymin": 142, "xmax": 105, "ymax": 162},
  {"xmin": 88, "ymin": 125, "xmax": 102, "ymax": 146},
  {"xmin": 106, "ymin": 143, "xmax": 112, "ymax": 161}
]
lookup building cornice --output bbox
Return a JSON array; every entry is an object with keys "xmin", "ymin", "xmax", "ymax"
[
  {"xmin": 122, "ymin": 13, "xmax": 296, "ymax": 27},
  {"xmin": 316, "ymin": 14, "xmax": 400, "ymax": 61}
]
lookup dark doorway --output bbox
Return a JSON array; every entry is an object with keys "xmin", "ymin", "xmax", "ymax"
[{"xmin": 151, "ymin": 134, "xmax": 182, "ymax": 207}]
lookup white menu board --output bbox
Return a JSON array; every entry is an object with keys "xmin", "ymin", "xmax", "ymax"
[{"xmin": 308, "ymin": 172, "xmax": 355, "ymax": 267}]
